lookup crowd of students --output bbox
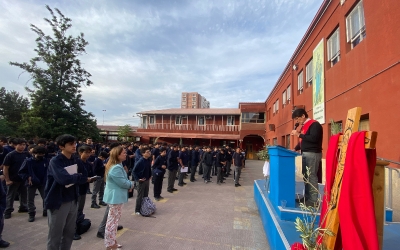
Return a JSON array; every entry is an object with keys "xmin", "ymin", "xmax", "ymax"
[{"xmin": 0, "ymin": 136, "xmax": 246, "ymax": 249}]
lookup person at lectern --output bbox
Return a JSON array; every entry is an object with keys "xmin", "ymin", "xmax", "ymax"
[{"xmin": 291, "ymin": 109, "xmax": 323, "ymax": 207}]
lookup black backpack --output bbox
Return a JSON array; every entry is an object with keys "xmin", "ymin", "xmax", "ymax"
[{"xmin": 76, "ymin": 218, "xmax": 91, "ymax": 235}]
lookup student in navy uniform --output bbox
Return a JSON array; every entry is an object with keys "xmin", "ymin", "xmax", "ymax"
[
  {"xmin": 151, "ymin": 143, "xmax": 160, "ymax": 164},
  {"xmin": 212, "ymin": 147, "xmax": 218, "ymax": 176},
  {"xmin": 216, "ymin": 148, "xmax": 227, "ymax": 185},
  {"xmin": 92, "ymin": 151, "xmax": 108, "ymax": 208},
  {"xmin": 2, "ymin": 138, "xmax": 29, "ymax": 219},
  {"xmin": 152, "ymin": 148, "xmax": 167, "ymax": 201},
  {"xmin": 167, "ymin": 144, "xmax": 179, "ymax": 193},
  {"xmin": 190, "ymin": 146, "xmax": 200, "ymax": 182},
  {"xmin": 132, "ymin": 147, "xmax": 152, "ymax": 214},
  {"xmin": 232, "ymin": 147, "xmax": 245, "ymax": 187},
  {"xmin": 198, "ymin": 147, "xmax": 204, "ymax": 176},
  {"xmin": 177, "ymin": 146, "xmax": 188, "ymax": 186},
  {"xmin": 225, "ymin": 146, "xmax": 233, "ymax": 177},
  {"xmin": 18, "ymin": 146, "xmax": 48, "ymax": 222},
  {"xmin": 45, "ymin": 134, "xmax": 88, "ymax": 250},
  {"xmin": 74, "ymin": 145, "xmax": 97, "ymax": 240},
  {"xmin": 0, "ymin": 170, "xmax": 10, "ymax": 248},
  {"xmin": 187, "ymin": 146, "xmax": 193, "ymax": 174},
  {"xmin": 202, "ymin": 147, "xmax": 213, "ymax": 183}
]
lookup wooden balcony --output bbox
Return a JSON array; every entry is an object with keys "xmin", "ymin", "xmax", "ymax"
[{"xmin": 138, "ymin": 123, "xmax": 240, "ymax": 133}]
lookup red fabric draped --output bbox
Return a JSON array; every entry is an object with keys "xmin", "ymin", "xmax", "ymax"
[
  {"xmin": 338, "ymin": 131, "xmax": 378, "ymax": 250},
  {"xmin": 317, "ymin": 134, "xmax": 342, "ymax": 249}
]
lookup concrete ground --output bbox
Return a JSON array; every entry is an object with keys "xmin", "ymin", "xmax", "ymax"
[{"xmin": 2, "ymin": 160, "xmax": 270, "ymax": 250}]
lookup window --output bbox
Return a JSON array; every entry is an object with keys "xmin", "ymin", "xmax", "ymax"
[
  {"xmin": 273, "ymin": 137, "xmax": 278, "ymax": 145},
  {"xmin": 149, "ymin": 115, "xmax": 155, "ymax": 124},
  {"xmin": 273, "ymin": 100, "xmax": 279, "ymax": 114},
  {"xmin": 227, "ymin": 116, "xmax": 235, "ymax": 125},
  {"xmin": 297, "ymin": 71, "xmax": 304, "ymax": 94},
  {"xmin": 306, "ymin": 59, "xmax": 313, "ymax": 85},
  {"xmin": 182, "ymin": 97, "xmax": 186, "ymax": 101},
  {"xmin": 327, "ymin": 28, "xmax": 340, "ymax": 66},
  {"xmin": 175, "ymin": 116, "xmax": 182, "ymax": 125},
  {"xmin": 192, "ymin": 97, "xmax": 196, "ymax": 101},
  {"xmin": 192, "ymin": 105, "xmax": 195, "ymax": 108},
  {"xmin": 287, "ymin": 85, "xmax": 291, "ymax": 103},
  {"xmin": 346, "ymin": 1, "xmax": 366, "ymax": 48},
  {"xmin": 282, "ymin": 91, "xmax": 287, "ymax": 107},
  {"xmin": 198, "ymin": 116, "xmax": 205, "ymax": 125},
  {"xmin": 241, "ymin": 113, "xmax": 265, "ymax": 123}
]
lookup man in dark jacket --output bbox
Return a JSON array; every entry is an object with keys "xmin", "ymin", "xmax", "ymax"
[
  {"xmin": 44, "ymin": 134, "xmax": 88, "ymax": 250},
  {"xmin": 291, "ymin": 108, "xmax": 323, "ymax": 207},
  {"xmin": 91, "ymin": 151, "xmax": 108, "ymax": 208},
  {"xmin": 133, "ymin": 147, "xmax": 152, "ymax": 214}
]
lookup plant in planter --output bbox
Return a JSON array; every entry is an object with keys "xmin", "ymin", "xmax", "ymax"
[{"xmin": 256, "ymin": 145, "xmax": 270, "ymax": 161}]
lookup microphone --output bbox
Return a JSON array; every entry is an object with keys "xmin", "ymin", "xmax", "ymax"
[{"xmin": 294, "ymin": 123, "xmax": 299, "ymax": 130}]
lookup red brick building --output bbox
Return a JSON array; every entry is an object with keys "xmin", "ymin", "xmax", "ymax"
[{"xmin": 265, "ymin": 0, "xmax": 400, "ymax": 161}]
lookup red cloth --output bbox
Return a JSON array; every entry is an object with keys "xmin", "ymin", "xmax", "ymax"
[
  {"xmin": 338, "ymin": 131, "xmax": 378, "ymax": 250},
  {"xmin": 299, "ymin": 119, "xmax": 317, "ymax": 145},
  {"xmin": 317, "ymin": 134, "xmax": 342, "ymax": 249},
  {"xmin": 291, "ymin": 242, "xmax": 306, "ymax": 250}
]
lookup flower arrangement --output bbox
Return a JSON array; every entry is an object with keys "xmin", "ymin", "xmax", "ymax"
[{"xmin": 256, "ymin": 145, "xmax": 270, "ymax": 161}]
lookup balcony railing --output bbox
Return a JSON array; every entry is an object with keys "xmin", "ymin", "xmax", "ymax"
[{"xmin": 139, "ymin": 123, "xmax": 240, "ymax": 132}]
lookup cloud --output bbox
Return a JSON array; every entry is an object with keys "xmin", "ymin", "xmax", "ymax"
[{"xmin": 0, "ymin": 0, "xmax": 323, "ymax": 126}]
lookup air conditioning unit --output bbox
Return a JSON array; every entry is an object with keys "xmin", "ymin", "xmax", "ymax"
[{"xmin": 205, "ymin": 116, "xmax": 212, "ymax": 119}]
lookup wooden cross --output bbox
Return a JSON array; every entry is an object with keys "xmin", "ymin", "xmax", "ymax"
[{"xmin": 323, "ymin": 107, "xmax": 379, "ymax": 249}]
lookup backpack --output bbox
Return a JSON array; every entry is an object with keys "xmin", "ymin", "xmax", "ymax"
[
  {"xmin": 76, "ymin": 218, "xmax": 91, "ymax": 235},
  {"xmin": 140, "ymin": 197, "xmax": 156, "ymax": 217}
]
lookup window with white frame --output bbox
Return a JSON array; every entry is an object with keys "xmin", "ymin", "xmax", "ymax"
[
  {"xmin": 175, "ymin": 116, "xmax": 182, "ymax": 125},
  {"xmin": 287, "ymin": 85, "xmax": 291, "ymax": 103},
  {"xmin": 149, "ymin": 115, "xmax": 155, "ymax": 124},
  {"xmin": 192, "ymin": 97, "xmax": 196, "ymax": 101},
  {"xmin": 273, "ymin": 102, "xmax": 276, "ymax": 114},
  {"xmin": 297, "ymin": 71, "xmax": 304, "ymax": 93},
  {"xmin": 273, "ymin": 99, "xmax": 279, "ymax": 113},
  {"xmin": 327, "ymin": 28, "xmax": 340, "ymax": 66},
  {"xmin": 282, "ymin": 90, "xmax": 287, "ymax": 107},
  {"xmin": 198, "ymin": 116, "xmax": 205, "ymax": 125},
  {"xmin": 346, "ymin": 1, "xmax": 366, "ymax": 48},
  {"xmin": 227, "ymin": 116, "xmax": 235, "ymax": 125},
  {"xmin": 306, "ymin": 59, "xmax": 313, "ymax": 85}
]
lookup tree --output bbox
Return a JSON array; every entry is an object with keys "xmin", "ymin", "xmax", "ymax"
[
  {"xmin": 0, "ymin": 87, "xmax": 30, "ymax": 135},
  {"xmin": 9, "ymin": 5, "xmax": 100, "ymax": 140},
  {"xmin": 118, "ymin": 125, "xmax": 133, "ymax": 141}
]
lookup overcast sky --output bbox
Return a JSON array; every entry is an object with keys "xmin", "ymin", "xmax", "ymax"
[{"xmin": 1, "ymin": 0, "xmax": 323, "ymax": 126}]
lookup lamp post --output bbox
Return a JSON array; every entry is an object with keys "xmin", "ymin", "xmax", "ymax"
[{"xmin": 102, "ymin": 110, "xmax": 106, "ymax": 126}]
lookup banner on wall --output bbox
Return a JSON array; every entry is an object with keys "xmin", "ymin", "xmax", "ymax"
[{"xmin": 312, "ymin": 39, "xmax": 325, "ymax": 124}]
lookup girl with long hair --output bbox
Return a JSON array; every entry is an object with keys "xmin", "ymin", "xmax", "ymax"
[{"xmin": 103, "ymin": 146, "xmax": 133, "ymax": 250}]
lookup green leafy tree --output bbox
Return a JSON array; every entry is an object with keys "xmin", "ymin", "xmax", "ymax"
[
  {"xmin": 118, "ymin": 124, "xmax": 133, "ymax": 141},
  {"xmin": 0, "ymin": 87, "xmax": 30, "ymax": 135},
  {"xmin": 9, "ymin": 5, "xmax": 99, "ymax": 140}
]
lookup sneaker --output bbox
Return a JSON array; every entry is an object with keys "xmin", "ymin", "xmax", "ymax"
[
  {"xmin": 28, "ymin": 216, "xmax": 35, "ymax": 222},
  {"xmin": 237, "ymin": 183, "xmax": 241, "ymax": 186},
  {"xmin": 172, "ymin": 188, "xmax": 178, "ymax": 191},
  {"xmin": 0, "ymin": 240, "xmax": 10, "ymax": 248},
  {"xmin": 235, "ymin": 184, "xmax": 239, "ymax": 187},
  {"xmin": 158, "ymin": 196, "xmax": 164, "ymax": 199},
  {"xmin": 190, "ymin": 180, "xmax": 195, "ymax": 182},
  {"xmin": 99, "ymin": 201, "xmax": 107, "ymax": 206},
  {"xmin": 91, "ymin": 203, "xmax": 101, "ymax": 209},
  {"xmin": 4, "ymin": 214, "xmax": 11, "ymax": 219},
  {"xmin": 96, "ymin": 231, "xmax": 105, "ymax": 239},
  {"xmin": 178, "ymin": 184, "xmax": 183, "ymax": 187},
  {"xmin": 73, "ymin": 233, "xmax": 81, "ymax": 240},
  {"xmin": 154, "ymin": 197, "xmax": 161, "ymax": 201},
  {"xmin": 135, "ymin": 212, "xmax": 141, "ymax": 215},
  {"xmin": 167, "ymin": 190, "xmax": 173, "ymax": 193},
  {"xmin": 117, "ymin": 225, "xmax": 123, "ymax": 231}
]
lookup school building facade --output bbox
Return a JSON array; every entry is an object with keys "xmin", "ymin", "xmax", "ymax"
[{"xmin": 265, "ymin": 0, "xmax": 400, "ymax": 163}]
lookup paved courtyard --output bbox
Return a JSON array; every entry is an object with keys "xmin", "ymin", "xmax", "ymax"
[{"xmin": 3, "ymin": 160, "xmax": 270, "ymax": 250}]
